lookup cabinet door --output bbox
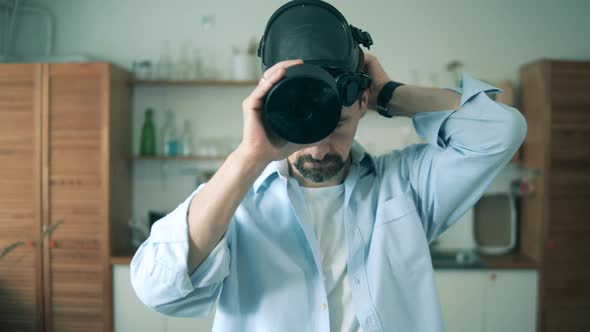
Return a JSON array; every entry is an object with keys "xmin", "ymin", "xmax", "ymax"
[
  {"xmin": 0, "ymin": 64, "xmax": 44, "ymax": 331},
  {"xmin": 435, "ymin": 271, "xmax": 487, "ymax": 332},
  {"xmin": 166, "ymin": 304, "xmax": 216, "ymax": 332},
  {"xmin": 112, "ymin": 265, "xmax": 165, "ymax": 332},
  {"xmin": 112, "ymin": 265, "xmax": 216, "ymax": 332},
  {"xmin": 484, "ymin": 270, "xmax": 538, "ymax": 332},
  {"xmin": 44, "ymin": 63, "xmax": 109, "ymax": 331}
]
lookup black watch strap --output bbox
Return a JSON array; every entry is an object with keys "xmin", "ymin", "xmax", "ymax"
[{"xmin": 377, "ymin": 81, "xmax": 405, "ymax": 118}]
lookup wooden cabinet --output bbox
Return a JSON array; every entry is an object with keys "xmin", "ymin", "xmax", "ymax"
[
  {"xmin": 519, "ymin": 60, "xmax": 590, "ymax": 332},
  {"xmin": 0, "ymin": 64, "xmax": 44, "ymax": 332},
  {"xmin": 0, "ymin": 63, "xmax": 132, "ymax": 332},
  {"xmin": 435, "ymin": 270, "xmax": 538, "ymax": 332}
]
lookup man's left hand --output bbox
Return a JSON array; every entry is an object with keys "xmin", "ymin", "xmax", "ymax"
[{"xmin": 363, "ymin": 53, "xmax": 391, "ymax": 110}]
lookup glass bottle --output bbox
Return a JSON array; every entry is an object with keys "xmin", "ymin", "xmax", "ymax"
[
  {"xmin": 192, "ymin": 47, "xmax": 204, "ymax": 79},
  {"xmin": 157, "ymin": 40, "xmax": 173, "ymax": 80},
  {"xmin": 179, "ymin": 119, "xmax": 194, "ymax": 157},
  {"xmin": 139, "ymin": 108, "xmax": 156, "ymax": 156},
  {"xmin": 176, "ymin": 41, "xmax": 191, "ymax": 80},
  {"xmin": 161, "ymin": 110, "xmax": 179, "ymax": 156}
]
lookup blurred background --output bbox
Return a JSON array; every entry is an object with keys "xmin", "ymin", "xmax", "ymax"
[{"xmin": 0, "ymin": 0, "xmax": 589, "ymax": 331}]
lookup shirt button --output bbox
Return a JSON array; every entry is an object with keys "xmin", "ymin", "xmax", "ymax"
[
  {"xmin": 320, "ymin": 303, "xmax": 327, "ymax": 311},
  {"xmin": 355, "ymin": 278, "xmax": 360, "ymax": 285}
]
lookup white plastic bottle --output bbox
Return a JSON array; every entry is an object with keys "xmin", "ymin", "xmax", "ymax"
[
  {"xmin": 160, "ymin": 110, "xmax": 179, "ymax": 156},
  {"xmin": 179, "ymin": 119, "xmax": 194, "ymax": 157}
]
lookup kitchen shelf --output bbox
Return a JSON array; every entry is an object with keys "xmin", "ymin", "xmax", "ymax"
[
  {"xmin": 133, "ymin": 155, "xmax": 226, "ymax": 161},
  {"xmin": 131, "ymin": 79, "xmax": 258, "ymax": 86}
]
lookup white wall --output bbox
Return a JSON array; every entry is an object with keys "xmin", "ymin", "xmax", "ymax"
[
  {"xmin": 19, "ymin": 0, "xmax": 590, "ymax": 82},
  {"xmin": 10, "ymin": 0, "xmax": 590, "ymax": 238}
]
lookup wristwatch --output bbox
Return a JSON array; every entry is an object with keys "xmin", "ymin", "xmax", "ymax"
[{"xmin": 376, "ymin": 81, "xmax": 405, "ymax": 118}]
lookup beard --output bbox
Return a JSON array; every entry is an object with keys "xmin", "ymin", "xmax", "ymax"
[{"xmin": 293, "ymin": 154, "xmax": 346, "ymax": 183}]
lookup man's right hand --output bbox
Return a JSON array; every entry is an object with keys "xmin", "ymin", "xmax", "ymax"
[
  {"xmin": 185, "ymin": 60, "xmax": 309, "ymax": 273},
  {"xmin": 236, "ymin": 59, "xmax": 309, "ymax": 164}
]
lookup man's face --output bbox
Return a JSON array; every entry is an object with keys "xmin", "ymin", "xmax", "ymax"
[{"xmin": 288, "ymin": 90, "xmax": 369, "ymax": 184}]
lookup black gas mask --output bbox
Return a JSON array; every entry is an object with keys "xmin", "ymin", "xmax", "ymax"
[{"xmin": 258, "ymin": 0, "xmax": 374, "ymax": 144}]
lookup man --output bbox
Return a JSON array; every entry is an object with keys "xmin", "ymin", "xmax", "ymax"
[{"xmin": 131, "ymin": 2, "xmax": 526, "ymax": 331}]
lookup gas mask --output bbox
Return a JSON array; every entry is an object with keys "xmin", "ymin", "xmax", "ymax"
[{"xmin": 258, "ymin": 0, "xmax": 374, "ymax": 144}]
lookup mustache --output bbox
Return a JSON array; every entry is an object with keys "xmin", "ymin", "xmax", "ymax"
[
  {"xmin": 293, "ymin": 153, "xmax": 346, "ymax": 183},
  {"xmin": 297, "ymin": 154, "xmax": 343, "ymax": 164}
]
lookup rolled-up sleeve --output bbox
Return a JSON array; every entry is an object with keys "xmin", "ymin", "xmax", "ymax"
[
  {"xmin": 403, "ymin": 73, "xmax": 527, "ymax": 240},
  {"xmin": 130, "ymin": 184, "xmax": 232, "ymax": 317}
]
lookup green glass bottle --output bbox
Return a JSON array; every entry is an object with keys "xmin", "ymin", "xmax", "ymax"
[{"xmin": 140, "ymin": 108, "xmax": 156, "ymax": 156}]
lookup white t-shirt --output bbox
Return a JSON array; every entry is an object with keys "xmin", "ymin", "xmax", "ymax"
[{"xmin": 300, "ymin": 184, "xmax": 362, "ymax": 332}]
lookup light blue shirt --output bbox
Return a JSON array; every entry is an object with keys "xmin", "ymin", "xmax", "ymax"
[{"xmin": 130, "ymin": 74, "xmax": 527, "ymax": 332}]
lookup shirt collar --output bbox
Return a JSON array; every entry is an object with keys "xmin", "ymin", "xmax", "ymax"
[
  {"xmin": 455, "ymin": 73, "xmax": 503, "ymax": 107},
  {"xmin": 253, "ymin": 140, "xmax": 376, "ymax": 193}
]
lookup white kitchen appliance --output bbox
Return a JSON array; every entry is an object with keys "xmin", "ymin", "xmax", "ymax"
[
  {"xmin": 431, "ymin": 191, "xmax": 518, "ymax": 256},
  {"xmin": 473, "ymin": 192, "xmax": 518, "ymax": 255},
  {"xmin": 433, "ymin": 208, "xmax": 476, "ymax": 251}
]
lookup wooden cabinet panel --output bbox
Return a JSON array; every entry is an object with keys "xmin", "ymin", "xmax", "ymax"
[
  {"xmin": 542, "ymin": 232, "xmax": 590, "ymax": 307},
  {"xmin": 1, "ymin": 62, "xmax": 131, "ymax": 332},
  {"xmin": 519, "ymin": 60, "xmax": 551, "ymax": 265},
  {"xmin": 549, "ymin": 198, "xmax": 590, "ymax": 232},
  {"xmin": 107, "ymin": 66, "xmax": 133, "ymax": 260},
  {"xmin": 0, "ymin": 64, "xmax": 43, "ymax": 331},
  {"xmin": 45, "ymin": 64, "xmax": 107, "ymax": 332},
  {"xmin": 550, "ymin": 128, "xmax": 590, "ymax": 171},
  {"xmin": 0, "ymin": 251, "xmax": 40, "ymax": 332},
  {"xmin": 520, "ymin": 59, "xmax": 590, "ymax": 332},
  {"xmin": 549, "ymin": 169, "xmax": 590, "ymax": 201},
  {"xmin": 544, "ymin": 263, "xmax": 590, "ymax": 290},
  {"xmin": 551, "ymin": 108, "xmax": 590, "ymax": 129},
  {"xmin": 543, "ymin": 305, "xmax": 590, "ymax": 332},
  {"xmin": 550, "ymin": 62, "xmax": 590, "ymax": 108},
  {"xmin": 543, "ymin": 234, "xmax": 590, "ymax": 266}
]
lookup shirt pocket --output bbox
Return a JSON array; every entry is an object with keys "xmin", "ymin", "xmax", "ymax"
[
  {"xmin": 371, "ymin": 191, "xmax": 430, "ymax": 276},
  {"xmin": 376, "ymin": 191, "xmax": 418, "ymax": 226}
]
